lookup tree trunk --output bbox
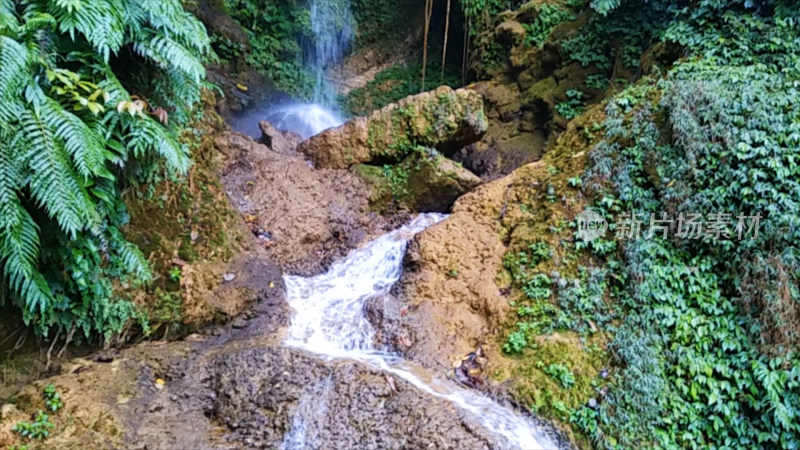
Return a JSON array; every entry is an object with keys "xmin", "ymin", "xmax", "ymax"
[
  {"xmin": 421, "ymin": 0, "xmax": 434, "ymax": 92},
  {"xmin": 462, "ymin": 16, "xmax": 470, "ymax": 85},
  {"xmin": 441, "ymin": 0, "xmax": 452, "ymax": 83}
]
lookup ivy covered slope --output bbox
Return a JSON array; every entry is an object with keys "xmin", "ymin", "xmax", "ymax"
[
  {"xmin": 575, "ymin": 4, "xmax": 800, "ymax": 446},
  {"xmin": 461, "ymin": 0, "xmax": 800, "ymax": 447},
  {"xmin": 0, "ymin": 1, "xmax": 211, "ymax": 340}
]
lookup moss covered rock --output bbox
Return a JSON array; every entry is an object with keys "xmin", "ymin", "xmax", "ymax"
[
  {"xmin": 298, "ymin": 86, "xmax": 489, "ymax": 169},
  {"xmin": 354, "ymin": 149, "xmax": 482, "ymax": 213}
]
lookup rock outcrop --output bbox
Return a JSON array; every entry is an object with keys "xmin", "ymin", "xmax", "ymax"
[
  {"xmin": 0, "ymin": 295, "xmax": 509, "ymax": 449},
  {"xmin": 298, "ymin": 86, "xmax": 489, "ymax": 170},
  {"xmin": 209, "ymin": 347, "xmax": 507, "ymax": 449},
  {"xmin": 353, "ymin": 149, "xmax": 482, "ymax": 213},
  {"xmin": 258, "ymin": 120, "xmax": 303, "ymax": 155}
]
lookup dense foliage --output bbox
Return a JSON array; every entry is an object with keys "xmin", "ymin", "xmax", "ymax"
[
  {"xmin": 222, "ymin": 0, "xmax": 314, "ymax": 96},
  {"xmin": 0, "ymin": 0, "xmax": 211, "ymax": 340},
  {"xmin": 350, "ymin": 0, "xmax": 416, "ymax": 49},
  {"xmin": 489, "ymin": 0, "xmax": 800, "ymax": 447}
]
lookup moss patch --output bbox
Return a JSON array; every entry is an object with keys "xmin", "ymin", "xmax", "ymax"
[{"xmin": 121, "ymin": 91, "xmax": 250, "ymax": 337}]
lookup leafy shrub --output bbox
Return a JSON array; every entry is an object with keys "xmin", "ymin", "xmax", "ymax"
[
  {"xmin": 544, "ymin": 363, "xmax": 576, "ymax": 388},
  {"xmin": 0, "ymin": 0, "xmax": 211, "ymax": 340},
  {"xmin": 43, "ymin": 384, "xmax": 64, "ymax": 412},
  {"xmin": 555, "ymin": 89, "xmax": 584, "ymax": 120},
  {"xmin": 223, "ymin": 0, "xmax": 314, "ymax": 97},
  {"xmin": 585, "ymin": 74, "xmax": 609, "ymax": 91},
  {"xmin": 523, "ymin": 4, "xmax": 573, "ymax": 47},
  {"xmin": 572, "ymin": 2, "xmax": 800, "ymax": 445},
  {"xmin": 13, "ymin": 411, "xmax": 53, "ymax": 441},
  {"xmin": 13, "ymin": 384, "xmax": 64, "ymax": 441}
]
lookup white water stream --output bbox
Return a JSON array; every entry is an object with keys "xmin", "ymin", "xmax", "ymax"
[{"xmin": 283, "ymin": 214, "xmax": 559, "ymax": 449}]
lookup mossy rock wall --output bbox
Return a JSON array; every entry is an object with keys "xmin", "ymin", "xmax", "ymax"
[{"xmin": 298, "ymin": 86, "xmax": 489, "ymax": 169}]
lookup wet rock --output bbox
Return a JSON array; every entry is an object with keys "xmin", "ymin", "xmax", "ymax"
[
  {"xmin": 208, "ymin": 347, "xmax": 507, "ymax": 449},
  {"xmin": 354, "ymin": 149, "xmax": 482, "ymax": 213},
  {"xmin": 231, "ymin": 317, "xmax": 248, "ymax": 329},
  {"xmin": 374, "ymin": 207, "xmax": 511, "ymax": 372},
  {"xmin": 258, "ymin": 120, "xmax": 303, "ymax": 155},
  {"xmin": 298, "ymin": 86, "xmax": 489, "ymax": 170},
  {"xmin": 454, "ymin": 81, "xmax": 546, "ymax": 178},
  {"xmin": 180, "ymin": 253, "xmax": 284, "ymax": 327},
  {"xmin": 453, "ymin": 350, "xmax": 487, "ymax": 389},
  {"xmin": 401, "ymin": 154, "xmax": 481, "ymax": 212},
  {"xmin": 495, "ymin": 19, "xmax": 526, "ymax": 45}
]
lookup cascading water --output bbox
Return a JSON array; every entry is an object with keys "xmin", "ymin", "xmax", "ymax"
[
  {"xmin": 230, "ymin": 0, "xmax": 353, "ymax": 140},
  {"xmin": 284, "ymin": 214, "xmax": 560, "ymax": 449},
  {"xmin": 305, "ymin": 0, "xmax": 354, "ymax": 107}
]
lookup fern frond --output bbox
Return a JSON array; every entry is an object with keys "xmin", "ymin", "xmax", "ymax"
[
  {"xmin": 1, "ymin": 0, "xmax": 210, "ymax": 340},
  {"xmin": 18, "ymin": 108, "xmax": 98, "ymax": 236},
  {"xmin": 0, "ymin": 0, "xmax": 18, "ymax": 33},
  {"xmin": 43, "ymin": 98, "xmax": 109, "ymax": 178},
  {"xmin": 50, "ymin": 0, "xmax": 123, "ymax": 61},
  {"xmin": 0, "ymin": 36, "xmax": 29, "ymax": 122},
  {"xmin": 149, "ymin": 65, "xmax": 202, "ymax": 124},
  {"xmin": 132, "ymin": 31, "xmax": 206, "ymax": 83},
  {"xmin": 134, "ymin": 0, "xmax": 211, "ymax": 56},
  {"xmin": 114, "ymin": 238, "xmax": 152, "ymax": 283},
  {"xmin": 125, "ymin": 116, "xmax": 191, "ymax": 174},
  {"xmin": 590, "ymin": 0, "xmax": 621, "ymax": 16},
  {"xmin": 0, "ymin": 200, "xmax": 52, "ymax": 314}
]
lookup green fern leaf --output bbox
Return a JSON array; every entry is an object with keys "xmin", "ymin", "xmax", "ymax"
[
  {"xmin": 43, "ymin": 99, "xmax": 109, "ymax": 178},
  {"xmin": 19, "ymin": 108, "xmax": 98, "ymax": 236},
  {"xmin": 132, "ymin": 31, "xmax": 206, "ymax": 83},
  {"xmin": 0, "ymin": 36, "xmax": 29, "ymax": 122},
  {"xmin": 590, "ymin": 0, "xmax": 622, "ymax": 16},
  {"xmin": 126, "ymin": 117, "xmax": 191, "ymax": 174}
]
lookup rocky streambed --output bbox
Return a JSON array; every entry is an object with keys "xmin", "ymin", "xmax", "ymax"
[{"xmin": 0, "ymin": 88, "xmax": 565, "ymax": 449}]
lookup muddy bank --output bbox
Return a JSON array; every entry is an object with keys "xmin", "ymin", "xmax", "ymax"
[{"xmin": 215, "ymin": 131, "xmax": 398, "ymax": 276}]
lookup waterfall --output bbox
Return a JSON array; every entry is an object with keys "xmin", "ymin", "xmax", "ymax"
[
  {"xmin": 304, "ymin": 0, "xmax": 354, "ymax": 107},
  {"xmin": 283, "ymin": 214, "xmax": 560, "ymax": 449},
  {"xmin": 228, "ymin": 0, "xmax": 353, "ymax": 140}
]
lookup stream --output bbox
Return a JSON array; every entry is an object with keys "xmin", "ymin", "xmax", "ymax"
[
  {"xmin": 282, "ymin": 214, "xmax": 558, "ymax": 449},
  {"xmin": 227, "ymin": 0, "xmax": 559, "ymax": 447}
]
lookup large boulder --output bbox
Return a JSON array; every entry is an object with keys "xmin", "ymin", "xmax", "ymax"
[
  {"xmin": 298, "ymin": 86, "xmax": 489, "ymax": 169},
  {"xmin": 259, "ymin": 120, "xmax": 303, "ymax": 155},
  {"xmin": 353, "ymin": 149, "xmax": 482, "ymax": 213}
]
